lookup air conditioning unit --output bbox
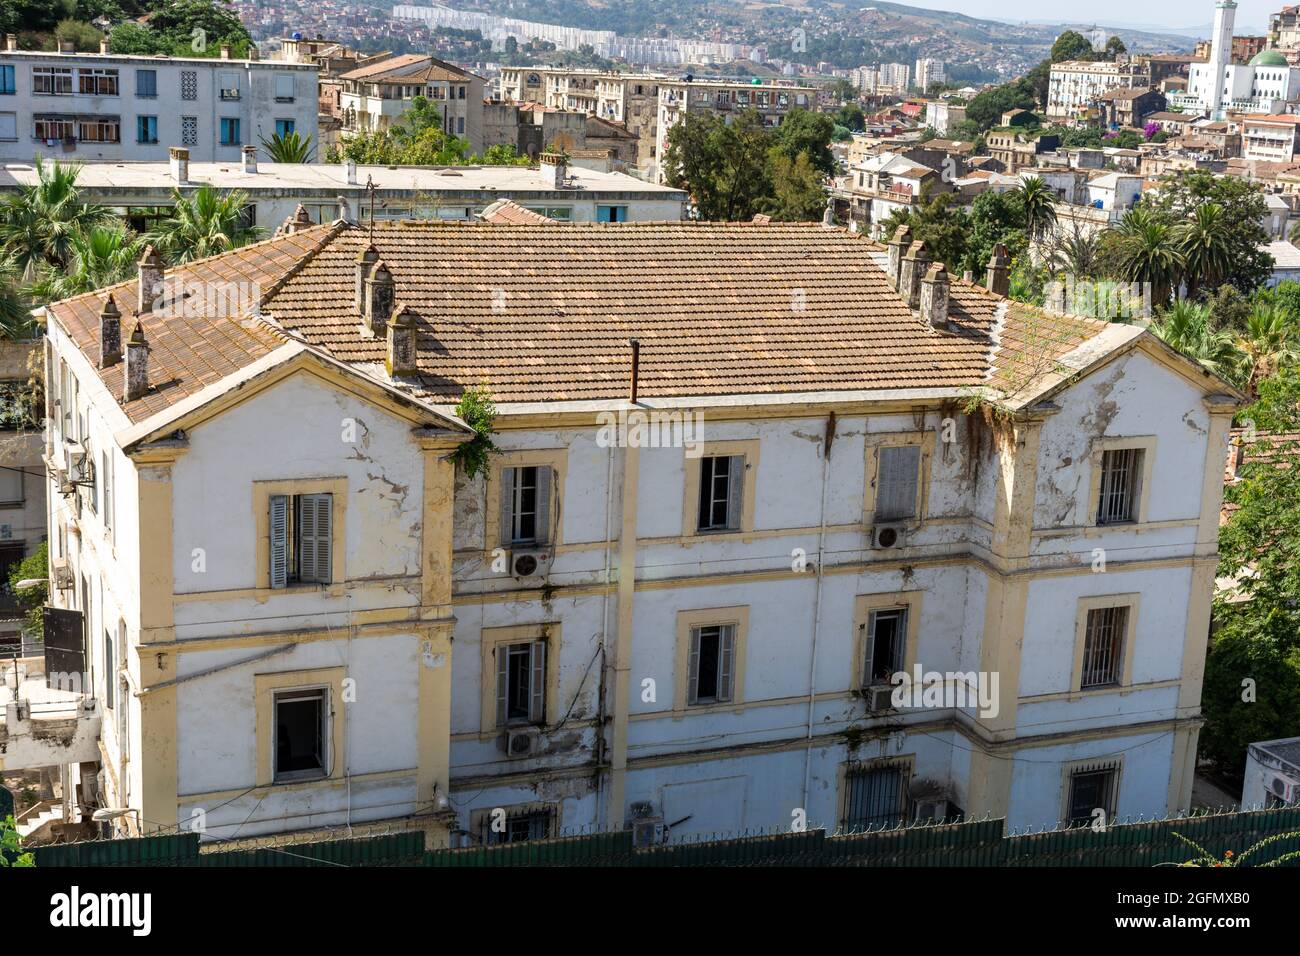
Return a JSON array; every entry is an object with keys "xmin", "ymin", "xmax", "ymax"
[
  {"xmin": 913, "ymin": 799, "xmax": 954, "ymax": 824},
  {"xmin": 871, "ymin": 523, "xmax": 908, "ymax": 549},
  {"xmin": 500, "ymin": 726, "xmax": 541, "ymax": 758},
  {"xmin": 864, "ymin": 685, "xmax": 896, "ymax": 713},
  {"xmin": 51, "ymin": 557, "xmax": 72, "ymax": 590},
  {"xmin": 628, "ymin": 801, "xmax": 665, "ymax": 848},
  {"xmin": 54, "ymin": 468, "xmax": 74, "ymax": 496},
  {"xmin": 1267, "ymin": 772, "xmax": 1300, "ymax": 805},
  {"xmin": 510, "ymin": 549, "xmax": 553, "ymax": 579}
]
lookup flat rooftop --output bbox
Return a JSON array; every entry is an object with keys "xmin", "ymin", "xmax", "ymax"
[{"xmin": 0, "ymin": 161, "xmax": 688, "ymax": 199}]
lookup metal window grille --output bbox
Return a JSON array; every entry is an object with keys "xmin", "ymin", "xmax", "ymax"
[
  {"xmin": 1067, "ymin": 761, "xmax": 1121, "ymax": 827},
  {"xmin": 1081, "ymin": 605, "xmax": 1128, "ymax": 688},
  {"xmin": 1097, "ymin": 448, "xmax": 1142, "ymax": 524},
  {"xmin": 180, "ymin": 70, "xmax": 197, "ymax": 101},
  {"xmin": 482, "ymin": 807, "xmax": 555, "ymax": 845},
  {"xmin": 841, "ymin": 762, "xmax": 909, "ymax": 832},
  {"xmin": 181, "ymin": 116, "xmax": 197, "ymax": 146}
]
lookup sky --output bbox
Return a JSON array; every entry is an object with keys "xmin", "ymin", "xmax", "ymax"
[{"xmin": 872, "ymin": 0, "xmax": 1277, "ymax": 34}]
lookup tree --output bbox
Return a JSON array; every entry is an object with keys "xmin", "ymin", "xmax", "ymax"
[
  {"xmin": 1014, "ymin": 176, "xmax": 1057, "ymax": 240},
  {"xmin": 0, "ymin": 814, "xmax": 35, "ymax": 867},
  {"xmin": 52, "ymin": 18, "xmax": 103, "ymax": 51},
  {"xmin": 1109, "ymin": 213, "xmax": 1183, "ymax": 307},
  {"xmin": 0, "ymin": 157, "xmax": 109, "ymax": 278},
  {"xmin": 763, "ymin": 151, "xmax": 826, "ymax": 222},
  {"xmin": 108, "ymin": 0, "xmax": 252, "ymax": 58},
  {"xmin": 964, "ymin": 189, "xmax": 1027, "ymax": 279},
  {"xmin": 1103, "ymin": 36, "xmax": 1127, "ymax": 60},
  {"xmin": 882, "ymin": 189, "xmax": 970, "ymax": 277},
  {"xmin": 663, "ymin": 110, "xmax": 774, "ymax": 221},
  {"xmin": 1237, "ymin": 303, "xmax": 1299, "ymax": 396},
  {"xmin": 771, "ymin": 108, "xmax": 836, "ymax": 177},
  {"xmin": 147, "ymin": 185, "xmax": 261, "ymax": 263},
  {"xmin": 1050, "ymin": 30, "xmax": 1095, "ymax": 63},
  {"xmin": 1151, "ymin": 299, "xmax": 1244, "ymax": 386},
  {"xmin": 259, "ymin": 130, "xmax": 315, "ymax": 163},
  {"xmin": 0, "ymin": 262, "xmax": 33, "ymax": 340},
  {"xmin": 1176, "ymin": 202, "xmax": 1233, "ymax": 300},
  {"xmin": 7, "ymin": 540, "xmax": 46, "ymax": 639},
  {"xmin": 31, "ymin": 224, "xmax": 144, "ymax": 301},
  {"xmin": 834, "ymin": 102, "xmax": 866, "ymax": 133}
]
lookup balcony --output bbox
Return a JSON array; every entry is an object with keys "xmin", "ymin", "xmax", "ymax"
[{"xmin": 0, "ymin": 653, "xmax": 99, "ymax": 773}]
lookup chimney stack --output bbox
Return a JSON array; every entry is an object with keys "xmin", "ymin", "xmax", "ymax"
[
  {"xmin": 1044, "ymin": 278, "xmax": 1069, "ymax": 315},
  {"xmin": 99, "ymin": 37, "xmax": 109, "ymax": 55},
  {"xmin": 124, "ymin": 320, "xmax": 149, "ymax": 402},
  {"xmin": 345, "ymin": 158, "xmax": 358, "ymax": 186},
  {"xmin": 886, "ymin": 224, "xmax": 912, "ymax": 289},
  {"xmin": 5, "ymin": 35, "xmax": 16, "ymax": 53},
  {"xmin": 279, "ymin": 203, "xmax": 313, "ymax": 235},
  {"xmin": 538, "ymin": 150, "xmax": 567, "ymax": 189},
  {"xmin": 242, "ymin": 144, "xmax": 258, "ymax": 173},
  {"xmin": 355, "ymin": 244, "xmax": 379, "ymax": 316},
  {"xmin": 898, "ymin": 240, "xmax": 929, "ymax": 311},
  {"xmin": 985, "ymin": 243, "xmax": 1010, "ymax": 297},
  {"xmin": 137, "ymin": 245, "xmax": 163, "ymax": 313},
  {"xmin": 248, "ymin": 45, "xmax": 259, "ymax": 61},
  {"xmin": 57, "ymin": 38, "xmax": 73, "ymax": 54},
  {"xmin": 920, "ymin": 263, "xmax": 950, "ymax": 330},
  {"xmin": 98, "ymin": 294, "xmax": 122, "ymax": 368},
  {"xmin": 364, "ymin": 261, "xmax": 394, "ymax": 337},
  {"xmin": 170, "ymin": 146, "xmax": 190, "ymax": 185},
  {"xmin": 386, "ymin": 304, "xmax": 418, "ymax": 378},
  {"xmin": 220, "ymin": 43, "xmax": 231, "ymax": 59},
  {"xmin": 337, "ymin": 195, "xmax": 355, "ymax": 225}
]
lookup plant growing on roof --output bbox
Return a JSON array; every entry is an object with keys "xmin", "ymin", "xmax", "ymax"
[
  {"xmin": 1166, "ymin": 830, "xmax": 1300, "ymax": 867},
  {"xmin": 451, "ymin": 384, "xmax": 499, "ymax": 479}
]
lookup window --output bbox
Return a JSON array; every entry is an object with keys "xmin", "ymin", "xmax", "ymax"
[
  {"xmin": 268, "ymin": 493, "xmax": 332, "ymax": 588},
  {"xmin": 274, "ymin": 118, "xmax": 294, "ymax": 137},
  {"xmin": 78, "ymin": 68, "xmax": 118, "ymax": 96},
  {"xmin": 181, "ymin": 115, "xmax": 197, "ymax": 146},
  {"xmin": 78, "ymin": 118, "xmax": 120, "ymax": 143},
  {"xmin": 1066, "ymin": 762, "xmax": 1120, "ymax": 827},
  {"xmin": 1097, "ymin": 447, "xmax": 1143, "ymax": 525},
  {"xmin": 458, "ymin": 85, "xmax": 466, "ymax": 99},
  {"xmin": 841, "ymin": 761, "xmax": 909, "ymax": 832},
  {"xmin": 500, "ymin": 465, "xmax": 553, "ymax": 547},
  {"xmin": 103, "ymin": 628, "xmax": 114, "ymax": 711},
  {"xmin": 33, "ymin": 67, "xmax": 73, "ymax": 95},
  {"xmin": 0, "ymin": 466, "xmax": 21, "ymax": 506},
  {"xmin": 0, "ymin": 65, "xmax": 14, "ymax": 95},
  {"xmin": 136, "ymin": 115, "xmax": 158, "ymax": 144},
  {"xmin": 456, "ymin": 115, "xmax": 464, "ymax": 135},
  {"xmin": 522, "ymin": 206, "xmax": 572, "ymax": 220},
  {"xmin": 273, "ymin": 688, "xmax": 328, "ymax": 782},
  {"xmin": 136, "ymin": 69, "xmax": 156, "ymax": 98},
  {"xmin": 180, "ymin": 70, "xmax": 197, "ymax": 101},
  {"xmin": 480, "ymin": 806, "xmax": 554, "ymax": 845},
  {"xmin": 874, "ymin": 444, "xmax": 921, "ymax": 521},
  {"xmin": 1080, "ymin": 605, "xmax": 1128, "ymax": 688},
  {"xmin": 101, "ymin": 450, "xmax": 112, "ymax": 537},
  {"xmin": 597, "ymin": 204, "xmax": 628, "ymax": 222},
  {"xmin": 494, "ymin": 639, "xmax": 546, "ymax": 726},
  {"xmin": 0, "ymin": 113, "xmax": 14, "ymax": 141},
  {"xmin": 697, "ymin": 455, "xmax": 743, "ymax": 532},
  {"xmin": 34, "ymin": 115, "xmax": 74, "ymax": 140},
  {"xmin": 219, "ymin": 117, "xmax": 241, "ymax": 145},
  {"xmin": 219, "ymin": 71, "xmax": 240, "ymax": 100},
  {"xmin": 274, "ymin": 73, "xmax": 295, "ymax": 102},
  {"xmin": 688, "ymin": 623, "xmax": 735, "ymax": 705},
  {"xmin": 862, "ymin": 607, "xmax": 907, "ymax": 686}
]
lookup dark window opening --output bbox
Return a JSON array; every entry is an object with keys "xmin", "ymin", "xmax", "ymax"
[{"xmin": 275, "ymin": 689, "xmax": 327, "ymax": 781}]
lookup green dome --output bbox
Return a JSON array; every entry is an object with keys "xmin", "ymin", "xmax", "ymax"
[{"xmin": 1250, "ymin": 49, "xmax": 1289, "ymax": 67}]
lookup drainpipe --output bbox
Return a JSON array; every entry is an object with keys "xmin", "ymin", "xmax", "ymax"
[
  {"xmin": 801, "ymin": 412, "xmax": 836, "ymax": 820},
  {"xmin": 608, "ymin": 419, "xmax": 640, "ymax": 826}
]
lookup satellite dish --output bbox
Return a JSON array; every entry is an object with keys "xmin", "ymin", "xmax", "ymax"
[{"xmin": 292, "ymin": 31, "xmax": 302, "ymax": 40}]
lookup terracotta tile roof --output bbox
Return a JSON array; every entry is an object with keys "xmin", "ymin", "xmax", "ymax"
[
  {"xmin": 339, "ymin": 54, "xmax": 473, "ymax": 83},
  {"xmin": 478, "ymin": 200, "xmax": 555, "ymax": 224}
]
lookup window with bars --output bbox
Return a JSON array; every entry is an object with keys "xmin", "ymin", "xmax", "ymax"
[
  {"xmin": 1081, "ymin": 605, "xmax": 1128, "ymax": 688},
  {"xmin": 862, "ymin": 606, "xmax": 908, "ymax": 686},
  {"xmin": 688, "ymin": 623, "xmax": 735, "ymax": 705},
  {"xmin": 875, "ymin": 444, "xmax": 921, "ymax": 521},
  {"xmin": 1067, "ymin": 762, "xmax": 1120, "ymax": 827},
  {"xmin": 500, "ymin": 465, "xmax": 552, "ymax": 547},
  {"xmin": 495, "ymin": 639, "xmax": 546, "ymax": 727},
  {"xmin": 841, "ymin": 762, "xmax": 909, "ymax": 832},
  {"xmin": 1097, "ymin": 447, "xmax": 1143, "ymax": 525},
  {"xmin": 268, "ymin": 493, "xmax": 333, "ymax": 588},
  {"xmin": 697, "ymin": 455, "xmax": 743, "ymax": 532},
  {"xmin": 482, "ymin": 806, "xmax": 554, "ymax": 845}
]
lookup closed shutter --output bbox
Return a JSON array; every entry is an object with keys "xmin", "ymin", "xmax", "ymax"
[
  {"xmin": 495, "ymin": 646, "xmax": 509, "ymax": 727},
  {"xmin": 500, "ymin": 467, "xmax": 516, "ymax": 547},
  {"xmin": 860, "ymin": 621, "xmax": 872, "ymax": 687},
  {"xmin": 298, "ymin": 493, "xmax": 332, "ymax": 583},
  {"xmin": 876, "ymin": 445, "xmax": 920, "ymax": 521},
  {"xmin": 269, "ymin": 495, "xmax": 289, "ymax": 589},
  {"xmin": 688, "ymin": 629, "xmax": 702, "ymax": 703},
  {"xmin": 717, "ymin": 624, "xmax": 735, "ymax": 702},
  {"xmin": 534, "ymin": 467, "xmax": 552, "ymax": 545},
  {"xmin": 529, "ymin": 641, "xmax": 547, "ymax": 723},
  {"xmin": 726, "ymin": 455, "xmax": 745, "ymax": 530}
]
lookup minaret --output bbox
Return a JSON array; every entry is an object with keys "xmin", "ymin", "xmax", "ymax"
[{"xmin": 1206, "ymin": 0, "xmax": 1237, "ymax": 119}]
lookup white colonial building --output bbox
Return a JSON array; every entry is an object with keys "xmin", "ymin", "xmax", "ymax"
[
  {"xmin": 1185, "ymin": 1, "xmax": 1300, "ymax": 117},
  {"xmin": 18, "ymin": 216, "xmax": 1239, "ymax": 847}
]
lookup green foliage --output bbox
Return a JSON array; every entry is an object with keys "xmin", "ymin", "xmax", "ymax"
[
  {"xmin": 451, "ymin": 385, "xmax": 499, "ymax": 479},
  {"xmin": 52, "ymin": 18, "xmax": 103, "ymax": 52},
  {"xmin": 477, "ymin": 143, "xmax": 532, "ymax": 166},
  {"xmin": 259, "ymin": 130, "xmax": 315, "ymax": 164},
  {"xmin": 964, "ymin": 78, "xmax": 1038, "ymax": 132},
  {"xmin": 31, "ymin": 224, "xmax": 144, "ymax": 301},
  {"xmin": 0, "ymin": 157, "xmax": 111, "ymax": 276},
  {"xmin": 965, "ymin": 190, "xmax": 1027, "ymax": 280},
  {"xmin": 330, "ymin": 97, "xmax": 474, "ymax": 166},
  {"xmin": 1150, "ymin": 299, "xmax": 1245, "ymax": 386},
  {"xmin": 834, "ymin": 103, "xmax": 865, "ymax": 133},
  {"xmin": 7, "ymin": 540, "xmax": 47, "ymax": 637},
  {"xmin": 1050, "ymin": 30, "xmax": 1095, "ymax": 63},
  {"xmin": 147, "ymin": 184, "xmax": 261, "ymax": 263},
  {"xmin": 770, "ymin": 108, "xmax": 836, "ymax": 177},
  {"xmin": 0, "ymin": 814, "xmax": 35, "ymax": 867},
  {"xmin": 108, "ymin": 0, "xmax": 251, "ymax": 58}
]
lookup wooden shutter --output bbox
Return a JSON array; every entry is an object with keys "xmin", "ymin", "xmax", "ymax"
[
  {"xmin": 876, "ymin": 445, "xmax": 920, "ymax": 520},
  {"xmin": 500, "ymin": 467, "xmax": 516, "ymax": 547},
  {"xmin": 269, "ymin": 494, "xmax": 289, "ymax": 589},
  {"xmin": 860, "ymin": 621, "xmax": 872, "ymax": 686},
  {"xmin": 43, "ymin": 606, "xmax": 85, "ymax": 690},
  {"xmin": 717, "ymin": 625, "xmax": 735, "ymax": 702},
  {"xmin": 687, "ymin": 628, "xmax": 702, "ymax": 703},
  {"xmin": 529, "ymin": 640, "xmax": 546, "ymax": 723},
  {"xmin": 297, "ymin": 494, "xmax": 332, "ymax": 584},
  {"xmin": 495, "ymin": 646, "xmax": 509, "ymax": 727},
  {"xmin": 534, "ymin": 467, "xmax": 552, "ymax": 545},
  {"xmin": 726, "ymin": 455, "xmax": 745, "ymax": 530}
]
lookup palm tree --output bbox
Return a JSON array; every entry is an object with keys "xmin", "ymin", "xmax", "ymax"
[
  {"xmin": 1151, "ymin": 299, "xmax": 1245, "ymax": 385},
  {"xmin": 1014, "ymin": 176, "xmax": 1058, "ymax": 239},
  {"xmin": 147, "ymin": 186, "xmax": 263, "ymax": 264},
  {"xmin": 1048, "ymin": 228, "xmax": 1099, "ymax": 279},
  {"xmin": 0, "ymin": 260, "xmax": 34, "ymax": 340},
  {"xmin": 1114, "ymin": 218, "xmax": 1183, "ymax": 308},
  {"xmin": 0, "ymin": 157, "xmax": 110, "ymax": 277},
  {"xmin": 1238, "ymin": 303, "xmax": 1300, "ymax": 396},
  {"xmin": 1176, "ymin": 202, "xmax": 1232, "ymax": 299},
  {"xmin": 30, "ymin": 225, "xmax": 145, "ymax": 302},
  {"xmin": 259, "ymin": 130, "xmax": 315, "ymax": 163}
]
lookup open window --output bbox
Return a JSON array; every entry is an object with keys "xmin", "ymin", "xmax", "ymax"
[
  {"xmin": 697, "ymin": 455, "xmax": 743, "ymax": 532},
  {"xmin": 269, "ymin": 493, "xmax": 333, "ymax": 588},
  {"xmin": 861, "ymin": 606, "xmax": 908, "ymax": 687},
  {"xmin": 273, "ymin": 688, "xmax": 328, "ymax": 782},
  {"xmin": 687, "ymin": 623, "xmax": 735, "ymax": 705},
  {"xmin": 500, "ymin": 465, "xmax": 552, "ymax": 547},
  {"xmin": 495, "ymin": 639, "xmax": 546, "ymax": 727}
]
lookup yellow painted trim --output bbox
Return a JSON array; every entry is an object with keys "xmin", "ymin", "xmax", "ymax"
[
  {"xmin": 136, "ymin": 617, "xmax": 445, "ymax": 656},
  {"xmin": 1020, "ymin": 677, "xmax": 1179, "ymax": 704},
  {"xmin": 180, "ymin": 766, "xmax": 417, "ymax": 804},
  {"xmin": 672, "ymin": 605, "xmax": 751, "ymax": 715},
  {"xmin": 1070, "ymin": 593, "xmax": 1141, "ymax": 693},
  {"xmin": 610, "ymin": 441, "xmax": 639, "ymax": 821},
  {"xmin": 862, "ymin": 430, "xmax": 936, "ymax": 527},
  {"xmin": 477, "ymin": 621, "xmax": 562, "ymax": 735},
  {"xmin": 852, "ymin": 591, "xmax": 923, "ymax": 687},
  {"xmin": 1084, "ymin": 435, "xmax": 1157, "ymax": 527},
  {"xmin": 251, "ymin": 477, "xmax": 348, "ymax": 591},
  {"xmin": 254, "ymin": 666, "xmax": 349, "ymax": 787},
  {"xmin": 484, "ymin": 448, "xmax": 568, "ymax": 550},
  {"xmin": 680, "ymin": 438, "xmax": 760, "ymax": 539}
]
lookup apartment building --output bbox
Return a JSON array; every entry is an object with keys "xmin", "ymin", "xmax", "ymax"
[
  {"xmin": 1046, "ymin": 60, "xmax": 1151, "ymax": 119},
  {"xmin": 338, "ymin": 53, "xmax": 485, "ymax": 153},
  {"xmin": 1241, "ymin": 113, "xmax": 1300, "ymax": 161},
  {"xmin": 24, "ymin": 216, "xmax": 1239, "ymax": 844},
  {"xmin": 0, "ymin": 35, "xmax": 319, "ymax": 163},
  {"xmin": 915, "ymin": 58, "xmax": 945, "ymax": 93},
  {"xmin": 654, "ymin": 79, "xmax": 817, "ymax": 182}
]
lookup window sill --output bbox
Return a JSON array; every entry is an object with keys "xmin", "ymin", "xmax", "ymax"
[{"xmin": 272, "ymin": 770, "xmax": 328, "ymax": 785}]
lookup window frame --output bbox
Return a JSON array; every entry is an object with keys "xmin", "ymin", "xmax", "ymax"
[
  {"xmin": 838, "ymin": 756, "xmax": 914, "ymax": 833},
  {"xmin": 1071, "ymin": 594, "xmax": 1139, "ymax": 693},
  {"xmin": 486, "ymin": 450, "xmax": 566, "ymax": 552},
  {"xmin": 136, "ymin": 114, "xmax": 158, "ymax": 144},
  {"xmin": 681, "ymin": 439, "xmax": 760, "ymax": 539},
  {"xmin": 219, "ymin": 116, "xmax": 241, "ymax": 146},
  {"xmin": 0, "ymin": 65, "xmax": 15, "ymax": 95},
  {"xmin": 854, "ymin": 591, "xmax": 922, "ymax": 692},
  {"xmin": 673, "ymin": 606, "xmax": 749, "ymax": 714},
  {"xmin": 1086, "ymin": 436, "xmax": 1156, "ymax": 527},
  {"xmin": 135, "ymin": 69, "xmax": 157, "ymax": 98},
  {"xmin": 0, "ymin": 111, "xmax": 15, "ymax": 141},
  {"xmin": 33, "ymin": 66, "xmax": 73, "ymax": 96},
  {"xmin": 1062, "ymin": 757, "xmax": 1123, "ymax": 828},
  {"xmin": 864, "ymin": 431, "xmax": 934, "ymax": 527},
  {"xmin": 254, "ymin": 667, "xmax": 347, "ymax": 786},
  {"xmin": 253, "ymin": 478, "xmax": 347, "ymax": 592},
  {"xmin": 480, "ymin": 623, "xmax": 560, "ymax": 734},
  {"xmin": 470, "ymin": 803, "xmax": 559, "ymax": 845}
]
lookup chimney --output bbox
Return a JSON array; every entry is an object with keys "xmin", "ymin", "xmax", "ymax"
[
  {"xmin": 920, "ymin": 263, "xmax": 950, "ymax": 330},
  {"xmin": 98, "ymin": 294, "xmax": 122, "ymax": 368},
  {"xmin": 170, "ymin": 146, "xmax": 190, "ymax": 185},
  {"xmin": 137, "ymin": 245, "xmax": 163, "ymax": 313},
  {"xmin": 538, "ymin": 150, "xmax": 567, "ymax": 188},
  {"xmin": 220, "ymin": 43, "xmax": 231, "ymax": 59},
  {"xmin": 281, "ymin": 203, "xmax": 313, "ymax": 234},
  {"xmin": 99, "ymin": 37, "xmax": 109, "ymax": 55},
  {"xmin": 242, "ymin": 144, "xmax": 258, "ymax": 173},
  {"xmin": 337, "ymin": 195, "xmax": 355, "ymax": 225},
  {"xmin": 248, "ymin": 45, "xmax": 259, "ymax": 61},
  {"xmin": 886, "ymin": 224, "xmax": 912, "ymax": 289},
  {"xmin": 123, "ymin": 321, "xmax": 149, "ymax": 402},
  {"xmin": 364, "ymin": 261, "xmax": 394, "ymax": 337},
  {"xmin": 355, "ymin": 244, "xmax": 379, "ymax": 316},
  {"xmin": 57, "ymin": 38, "xmax": 74, "ymax": 54},
  {"xmin": 386, "ymin": 304, "xmax": 418, "ymax": 378},
  {"xmin": 345, "ymin": 158, "xmax": 358, "ymax": 186},
  {"xmin": 985, "ymin": 243, "xmax": 1010, "ymax": 297},
  {"xmin": 5, "ymin": 35, "xmax": 16, "ymax": 53},
  {"xmin": 898, "ymin": 240, "xmax": 929, "ymax": 311},
  {"xmin": 1044, "ymin": 278, "xmax": 1069, "ymax": 315}
]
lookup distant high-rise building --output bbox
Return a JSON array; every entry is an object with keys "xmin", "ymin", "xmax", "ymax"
[
  {"xmin": 915, "ymin": 58, "xmax": 945, "ymax": 93},
  {"xmin": 878, "ymin": 62, "xmax": 910, "ymax": 93}
]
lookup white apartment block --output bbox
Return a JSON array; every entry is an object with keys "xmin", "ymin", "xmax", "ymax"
[
  {"xmin": 879, "ymin": 63, "xmax": 911, "ymax": 93},
  {"xmin": 17, "ymin": 217, "xmax": 1239, "ymax": 846},
  {"xmin": 497, "ymin": 67, "xmax": 660, "ymax": 125},
  {"xmin": 338, "ymin": 54, "xmax": 485, "ymax": 153},
  {"xmin": 915, "ymin": 58, "xmax": 945, "ymax": 93},
  {"xmin": 1046, "ymin": 60, "xmax": 1150, "ymax": 118},
  {"xmin": 0, "ymin": 36, "xmax": 318, "ymax": 163},
  {"xmin": 1241, "ymin": 113, "xmax": 1300, "ymax": 161}
]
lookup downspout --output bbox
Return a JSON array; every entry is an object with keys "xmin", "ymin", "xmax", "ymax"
[
  {"xmin": 595, "ymin": 439, "xmax": 615, "ymax": 829},
  {"xmin": 801, "ymin": 412, "xmax": 836, "ymax": 818}
]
